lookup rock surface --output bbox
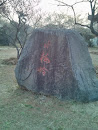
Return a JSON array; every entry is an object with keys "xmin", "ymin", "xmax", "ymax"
[{"xmin": 15, "ymin": 29, "xmax": 98, "ymax": 102}]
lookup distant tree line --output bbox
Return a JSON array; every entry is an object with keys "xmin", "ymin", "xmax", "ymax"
[
  {"xmin": 0, "ymin": 0, "xmax": 42, "ymax": 59},
  {"xmin": 0, "ymin": 0, "xmax": 97, "ymax": 59},
  {"xmin": 55, "ymin": 0, "xmax": 98, "ymax": 36},
  {"xmin": 0, "ymin": 12, "xmax": 95, "ymax": 46}
]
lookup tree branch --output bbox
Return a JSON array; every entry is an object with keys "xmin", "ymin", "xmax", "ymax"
[
  {"xmin": 0, "ymin": 0, "xmax": 7, "ymax": 6},
  {"xmin": 55, "ymin": 0, "xmax": 98, "ymax": 36}
]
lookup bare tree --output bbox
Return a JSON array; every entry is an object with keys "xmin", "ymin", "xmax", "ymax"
[
  {"xmin": 43, "ymin": 12, "xmax": 85, "ymax": 30},
  {"xmin": 55, "ymin": 0, "xmax": 98, "ymax": 36},
  {"xmin": 0, "ymin": 0, "xmax": 7, "ymax": 6},
  {"xmin": 0, "ymin": 0, "xmax": 42, "ymax": 59}
]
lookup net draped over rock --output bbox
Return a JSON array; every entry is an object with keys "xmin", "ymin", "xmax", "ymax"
[{"xmin": 15, "ymin": 29, "xmax": 98, "ymax": 102}]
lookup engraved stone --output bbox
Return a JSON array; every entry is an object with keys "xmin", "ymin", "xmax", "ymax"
[{"xmin": 15, "ymin": 29, "xmax": 98, "ymax": 102}]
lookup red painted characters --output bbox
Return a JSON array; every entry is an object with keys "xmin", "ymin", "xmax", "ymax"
[
  {"xmin": 40, "ymin": 52, "xmax": 50, "ymax": 64},
  {"xmin": 37, "ymin": 41, "xmax": 51, "ymax": 76},
  {"xmin": 37, "ymin": 67, "xmax": 48, "ymax": 76},
  {"xmin": 44, "ymin": 41, "xmax": 51, "ymax": 49}
]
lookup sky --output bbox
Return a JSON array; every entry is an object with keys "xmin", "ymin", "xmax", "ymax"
[{"xmin": 39, "ymin": 0, "xmax": 91, "ymax": 17}]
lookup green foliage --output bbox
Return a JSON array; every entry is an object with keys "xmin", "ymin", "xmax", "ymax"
[
  {"xmin": 43, "ymin": 12, "xmax": 75, "ymax": 29},
  {"xmin": 76, "ymin": 27, "xmax": 95, "ymax": 47},
  {"xmin": 0, "ymin": 17, "xmax": 9, "ymax": 46},
  {"xmin": 0, "ymin": 26, "xmax": 9, "ymax": 46},
  {"xmin": 0, "ymin": 16, "xmax": 33, "ymax": 47}
]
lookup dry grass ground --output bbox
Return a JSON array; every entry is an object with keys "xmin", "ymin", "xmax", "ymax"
[{"xmin": 0, "ymin": 46, "xmax": 98, "ymax": 130}]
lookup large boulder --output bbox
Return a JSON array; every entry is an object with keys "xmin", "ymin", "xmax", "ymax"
[{"xmin": 15, "ymin": 29, "xmax": 98, "ymax": 102}]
